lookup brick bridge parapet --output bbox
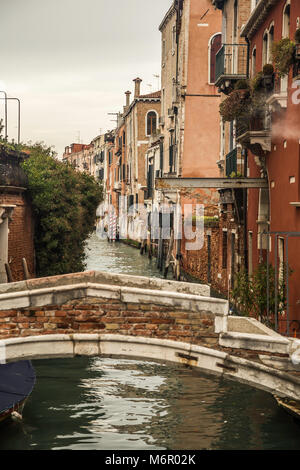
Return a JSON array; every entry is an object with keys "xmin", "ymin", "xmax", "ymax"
[{"xmin": 1, "ymin": 271, "xmax": 300, "ymax": 410}]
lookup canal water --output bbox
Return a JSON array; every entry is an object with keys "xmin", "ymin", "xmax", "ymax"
[{"xmin": 1, "ymin": 232, "xmax": 300, "ymax": 450}]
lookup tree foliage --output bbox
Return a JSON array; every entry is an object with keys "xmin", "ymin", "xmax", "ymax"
[{"xmin": 21, "ymin": 142, "xmax": 103, "ymax": 277}]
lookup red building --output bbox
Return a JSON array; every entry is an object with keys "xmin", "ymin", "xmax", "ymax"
[{"xmin": 239, "ymin": 0, "xmax": 300, "ymax": 335}]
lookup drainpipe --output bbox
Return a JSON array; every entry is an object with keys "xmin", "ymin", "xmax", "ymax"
[{"xmin": 243, "ymin": 37, "xmax": 250, "ymax": 274}]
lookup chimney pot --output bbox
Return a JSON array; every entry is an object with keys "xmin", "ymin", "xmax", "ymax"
[
  {"xmin": 125, "ymin": 90, "xmax": 131, "ymax": 108},
  {"xmin": 133, "ymin": 77, "xmax": 142, "ymax": 98}
]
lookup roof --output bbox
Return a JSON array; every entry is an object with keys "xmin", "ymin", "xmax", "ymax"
[{"xmin": 138, "ymin": 90, "xmax": 161, "ymax": 99}]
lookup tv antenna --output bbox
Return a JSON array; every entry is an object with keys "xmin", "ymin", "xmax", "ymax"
[
  {"xmin": 108, "ymin": 112, "xmax": 119, "ymax": 124},
  {"xmin": 153, "ymin": 74, "xmax": 160, "ymax": 91}
]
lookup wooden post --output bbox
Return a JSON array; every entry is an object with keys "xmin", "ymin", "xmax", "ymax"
[
  {"xmin": 22, "ymin": 258, "xmax": 30, "ymax": 280},
  {"xmin": 5, "ymin": 263, "xmax": 13, "ymax": 283}
]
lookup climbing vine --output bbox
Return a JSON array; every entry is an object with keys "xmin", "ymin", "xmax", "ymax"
[{"xmin": 21, "ymin": 142, "xmax": 103, "ymax": 277}]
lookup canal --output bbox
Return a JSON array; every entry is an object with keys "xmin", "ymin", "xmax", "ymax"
[{"xmin": 1, "ymin": 232, "xmax": 300, "ymax": 450}]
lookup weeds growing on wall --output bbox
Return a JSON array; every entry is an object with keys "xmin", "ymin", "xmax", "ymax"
[{"xmin": 21, "ymin": 142, "xmax": 103, "ymax": 277}]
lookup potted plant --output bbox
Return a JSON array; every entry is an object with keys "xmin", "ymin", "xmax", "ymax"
[
  {"xmin": 272, "ymin": 38, "xmax": 296, "ymax": 77},
  {"xmin": 262, "ymin": 63, "xmax": 275, "ymax": 90},
  {"xmin": 234, "ymin": 79, "xmax": 251, "ymax": 98},
  {"xmin": 219, "ymin": 89, "xmax": 251, "ymax": 122},
  {"xmin": 252, "ymin": 71, "xmax": 264, "ymax": 92}
]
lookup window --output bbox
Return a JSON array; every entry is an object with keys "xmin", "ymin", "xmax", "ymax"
[
  {"xmin": 283, "ymin": 2, "xmax": 290, "ymax": 38},
  {"xmin": 209, "ymin": 33, "xmax": 222, "ymax": 84},
  {"xmin": 268, "ymin": 25, "xmax": 274, "ymax": 63},
  {"xmin": 262, "ymin": 32, "xmax": 268, "ymax": 66},
  {"xmin": 251, "ymin": 46, "xmax": 257, "ymax": 77},
  {"xmin": 172, "ymin": 25, "xmax": 176, "ymax": 53},
  {"xmin": 146, "ymin": 111, "xmax": 157, "ymax": 136},
  {"xmin": 233, "ymin": 0, "xmax": 238, "ymax": 41},
  {"xmin": 162, "ymin": 40, "xmax": 166, "ymax": 65}
]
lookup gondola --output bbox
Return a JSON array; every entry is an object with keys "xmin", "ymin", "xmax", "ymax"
[{"xmin": 0, "ymin": 361, "xmax": 36, "ymax": 424}]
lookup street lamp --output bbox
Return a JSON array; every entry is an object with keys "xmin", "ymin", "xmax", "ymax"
[
  {"xmin": 0, "ymin": 91, "xmax": 8, "ymax": 140},
  {"xmin": 0, "ymin": 97, "xmax": 21, "ymax": 144}
]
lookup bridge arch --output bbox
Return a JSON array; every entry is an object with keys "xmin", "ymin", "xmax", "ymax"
[{"xmin": 2, "ymin": 333, "xmax": 300, "ymax": 403}]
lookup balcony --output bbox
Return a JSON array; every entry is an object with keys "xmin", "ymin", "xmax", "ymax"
[
  {"xmin": 215, "ymin": 44, "xmax": 248, "ymax": 94},
  {"xmin": 113, "ymin": 181, "xmax": 121, "ymax": 192},
  {"xmin": 236, "ymin": 114, "xmax": 271, "ymax": 158},
  {"xmin": 225, "ymin": 148, "xmax": 237, "ymax": 177}
]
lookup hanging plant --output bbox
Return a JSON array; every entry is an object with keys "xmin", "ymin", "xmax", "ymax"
[
  {"xmin": 235, "ymin": 79, "xmax": 250, "ymax": 90},
  {"xmin": 219, "ymin": 90, "xmax": 251, "ymax": 122},
  {"xmin": 251, "ymin": 71, "xmax": 264, "ymax": 92},
  {"xmin": 272, "ymin": 38, "xmax": 296, "ymax": 77},
  {"xmin": 262, "ymin": 64, "xmax": 275, "ymax": 90}
]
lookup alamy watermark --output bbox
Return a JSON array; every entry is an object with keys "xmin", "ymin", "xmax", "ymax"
[{"xmin": 96, "ymin": 201, "xmax": 207, "ymax": 251}]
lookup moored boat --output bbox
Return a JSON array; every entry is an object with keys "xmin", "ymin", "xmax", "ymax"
[{"xmin": 0, "ymin": 361, "xmax": 36, "ymax": 424}]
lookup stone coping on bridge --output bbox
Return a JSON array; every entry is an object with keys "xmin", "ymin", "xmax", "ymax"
[
  {"xmin": 0, "ymin": 270, "xmax": 211, "ymax": 297},
  {"xmin": 0, "ymin": 277, "xmax": 228, "ymax": 319},
  {"xmin": 2, "ymin": 333, "xmax": 300, "ymax": 402}
]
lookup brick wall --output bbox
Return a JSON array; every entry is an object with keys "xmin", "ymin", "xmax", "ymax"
[
  {"xmin": 0, "ymin": 191, "xmax": 35, "ymax": 282},
  {"xmin": 0, "ymin": 296, "xmax": 218, "ymax": 347},
  {"xmin": 181, "ymin": 226, "xmax": 220, "ymax": 291}
]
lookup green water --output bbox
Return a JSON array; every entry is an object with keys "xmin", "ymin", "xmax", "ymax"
[
  {"xmin": 1, "ymin": 357, "xmax": 300, "ymax": 450},
  {"xmin": 1, "ymin": 232, "xmax": 300, "ymax": 450}
]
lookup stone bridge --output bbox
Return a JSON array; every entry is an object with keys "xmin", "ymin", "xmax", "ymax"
[{"xmin": 1, "ymin": 270, "xmax": 300, "ymax": 413}]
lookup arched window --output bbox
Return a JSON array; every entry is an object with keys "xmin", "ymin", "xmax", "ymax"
[
  {"xmin": 251, "ymin": 46, "xmax": 257, "ymax": 77},
  {"xmin": 262, "ymin": 32, "xmax": 268, "ymax": 66},
  {"xmin": 233, "ymin": 0, "xmax": 238, "ymax": 41},
  {"xmin": 209, "ymin": 33, "xmax": 222, "ymax": 84},
  {"xmin": 282, "ymin": 1, "xmax": 290, "ymax": 38},
  {"xmin": 281, "ymin": 1, "xmax": 291, "ymax": 93},
  {"xmin": 146, "ymin": 111, "xmax": 157, "ymax": 136},
  {"xmin": 268, "ymin": 25, "xmax": 274, "ymax": 63}
]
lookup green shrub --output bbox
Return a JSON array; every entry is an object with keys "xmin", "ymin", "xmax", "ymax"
[
  {"xmin": 21, "ymin": 142, "xmax": 103, "ymax": 277},
  {"xmin": 235, "ymin": 79, "xmax": 250, "ymax": 90},
  {"xmin": 219, "ymin": 90, "xmax": 251, "ymax": 122},
  {"xmin": 251, "ymin": 71, "xmax": 264, "ymax": 91},
  {"xmin": 231, "ymin": 262, "xmax": 290, "ymax": 329},
  {"xmin": 272, "ymin": 38, "xmax": 296, "ymax": 77}
]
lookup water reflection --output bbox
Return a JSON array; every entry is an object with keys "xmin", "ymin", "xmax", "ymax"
[{"xmin": 1, "ymin": 357, "xmax": 300, "ymax": 450}]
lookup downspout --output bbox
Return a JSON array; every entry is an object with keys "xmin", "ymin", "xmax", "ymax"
[{"xmin": 243, "ymin": 35, "xmax": 250, "ymax": 273}]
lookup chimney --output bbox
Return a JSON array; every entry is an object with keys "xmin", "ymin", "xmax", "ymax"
[
  {"xmin": 124, "ymin": 91, "xmax": 131, "ymax": 113},
  {"xmin": 125, "ymin": 90, "xmax": 131, "ymax": 107},
  {"xmin": 133, "ymin": 77, "xmax": 142, "ymax": 98}
]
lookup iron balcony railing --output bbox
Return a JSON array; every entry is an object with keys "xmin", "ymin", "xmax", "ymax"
[
  {"xmin": 226, "ymin": 147, "xmax": 237, "ymax": 177},
  {"xmin": 215, "ymin": 44, "xmax": 248, "ymax": 84}
]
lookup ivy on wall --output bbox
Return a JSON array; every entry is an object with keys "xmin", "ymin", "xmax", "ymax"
[{"xmin": 21, "ymin": 143, "xmax": 103, "ymax": 277}]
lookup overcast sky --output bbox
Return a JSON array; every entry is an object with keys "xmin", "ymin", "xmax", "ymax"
[{"xmin": 0, "ymin": 0, "xmax": 171, "ymax": 156}]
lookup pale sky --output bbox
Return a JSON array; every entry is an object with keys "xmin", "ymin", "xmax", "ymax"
[{"xmin": 0, "ymin": 0, "xmax": 171, "ymax": 156}]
